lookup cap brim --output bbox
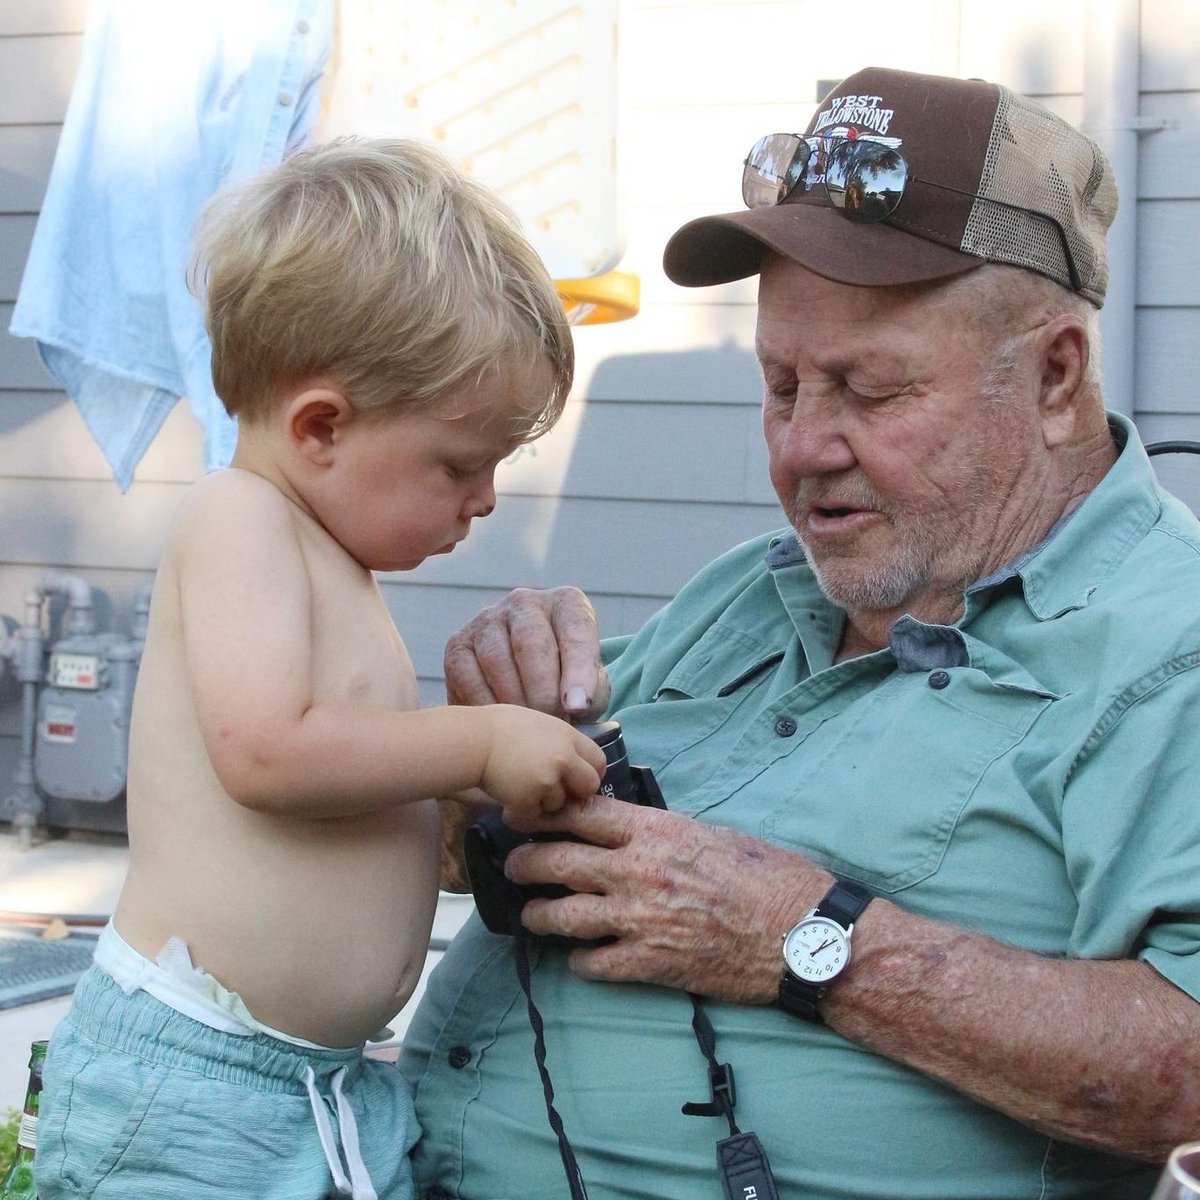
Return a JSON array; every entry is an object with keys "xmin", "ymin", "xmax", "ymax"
[{"xmin": 662, "ymin": 203, "xmax": 986, "ymax": 289}]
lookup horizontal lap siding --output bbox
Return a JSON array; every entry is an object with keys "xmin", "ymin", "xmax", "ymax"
[
  {"xmin": 0, "ymin": 3, "xmax": 88, "ymax": 38},
  {"xmin": 1133, "ymin": 0, "xmax": 1200, "ymax": 513},
  {"xmin": 0, "ymin": 0, "xmax": 1197, "ymax": 750},
  {"xmin": 0, "ymin": 33, "xmax": 82, "ymax": 125}
]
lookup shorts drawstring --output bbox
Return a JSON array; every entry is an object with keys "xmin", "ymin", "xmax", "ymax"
[{"xmin": 302, "ymin": 1064, "xmax": 378, "ymax": 1199}]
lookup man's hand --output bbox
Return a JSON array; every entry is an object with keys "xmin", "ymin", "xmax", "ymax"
[
  {"xmin": 444, "ymin": 586, "xmax": 610, "ymax": 719},
  {"xmin": 505, "ymin": 794, "xmax": 831, "ymax": 1002},
  {"xmin": 506, "ymin": 796, "xmax": 1200, "ymax": 1160}
]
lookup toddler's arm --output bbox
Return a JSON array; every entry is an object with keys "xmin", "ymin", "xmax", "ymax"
[{"xmin": 170, "ymin": 474, "xmax": 604, "ymax": 819}]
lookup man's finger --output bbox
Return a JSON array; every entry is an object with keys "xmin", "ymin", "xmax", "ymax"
[
  {"xmin": 504, "ymin": 592, "xmax": 570, "ymax": 714},
  {"xmin": 521, "ymin": 891, "xmax": 619, "ymax": 943},
  {"xmin": 548, "ymin": 588, "xmax": 607, "ymax": 716},
  {"xmin": 567, "ymin": 940, "xmax": 642, "ymax": 983},
  {"xmin": 506, "ymin": 832, "xmax": 612, "ymax": 892},
  {"xmin": 504, "ymin": 791, "xmax": 643, "ymax": 846},
  {"xmin": 472, "ymin": 616, "xmax": 535, "ymax": 708},
  {"xmin": 444, "ymin": 629, "xmax": 502, "ymax": 706}
]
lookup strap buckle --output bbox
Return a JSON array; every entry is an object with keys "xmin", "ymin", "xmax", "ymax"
[{"xmin": 682, "ymin": 1061, "xmax": 737, "ymax": 1118}]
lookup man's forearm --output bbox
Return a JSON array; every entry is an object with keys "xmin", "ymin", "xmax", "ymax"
[
  {"xmin": 828, "ymin": 901, "xmax": 1200, "ymax": 1161},
  {"xmin": 511, "ymin": 802, "xmax": 1200, "ymax": 1160},
  {"xmin": 437, "ymin": 793, "xmax": 488, "ymax": 893}
]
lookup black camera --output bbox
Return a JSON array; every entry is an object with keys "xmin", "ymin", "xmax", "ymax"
[{"xmin": 463, "ymin": 719, "xmax": 665, "ymax": 938}]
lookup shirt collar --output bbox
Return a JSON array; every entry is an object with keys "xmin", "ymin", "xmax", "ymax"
[{"xmin": 968, "ymin": 413, "xmax": 1159, "ymax": 620}]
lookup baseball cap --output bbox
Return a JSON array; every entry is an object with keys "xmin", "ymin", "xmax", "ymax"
[{"xmin": 662, "ymin": 66, "xmax": 1117, "ymax": 307}]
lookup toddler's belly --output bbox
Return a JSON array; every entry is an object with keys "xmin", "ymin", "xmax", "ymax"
[{"xmin": 117, "ymin": 798, "xmax": 441, "ymax": 1047}]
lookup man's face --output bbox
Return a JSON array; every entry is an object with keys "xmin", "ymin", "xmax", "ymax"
[{"xmin": 757, "ymin": 256, "xmax": 1045, "ymax": 623}]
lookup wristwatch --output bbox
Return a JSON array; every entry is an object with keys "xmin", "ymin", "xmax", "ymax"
[{"xmin": 778, "ymin": 878, "xmax": 873, "ymax": 1021}]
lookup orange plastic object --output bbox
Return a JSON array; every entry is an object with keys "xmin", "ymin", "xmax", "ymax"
[{"xmin": 554, "ymin": 269, "xmax": 640, "ymax": 325}]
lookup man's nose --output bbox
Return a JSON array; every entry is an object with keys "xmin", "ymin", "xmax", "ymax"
[{"xmin": 773, "ymin": 406, "xmax": 857, "ymax": 475}]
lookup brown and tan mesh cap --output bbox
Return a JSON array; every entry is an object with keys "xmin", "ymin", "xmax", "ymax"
[{"xmin": 663, "ymin": 66, "xmax": 1118, "ymax": 307}]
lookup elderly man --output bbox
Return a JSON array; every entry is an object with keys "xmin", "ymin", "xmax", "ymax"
[{"xmin": 399, "ymin": 67, "xmax": 1200, "ymax": 1199}]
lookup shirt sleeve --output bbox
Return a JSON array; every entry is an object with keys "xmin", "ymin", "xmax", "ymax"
[{"xmin": 1061, "ymin": 655, "xmax": 1200, "ymax": 1001}]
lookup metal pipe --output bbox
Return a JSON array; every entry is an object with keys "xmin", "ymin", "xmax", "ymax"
[
  {"xmin": 10, "ymin": 675, "xmax": 40, "ymax": 848},
  {"xmin": 131, "ymin": 582, "xmax": 153, "ymax": 644},
  {"xmin": 31, "ymin": 570, "xmax": 95, "ymax": 636}
]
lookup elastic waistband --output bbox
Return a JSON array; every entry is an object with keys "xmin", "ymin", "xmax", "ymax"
[
  {"xmin": 68, "ymin": 966, "xmax": 366, "ymax": 1095},
  {"xmin": 95, "ymin": 921, "xmax": 334, "ymax": 1050}
]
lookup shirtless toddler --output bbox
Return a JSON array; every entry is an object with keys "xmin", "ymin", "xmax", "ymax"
[{"xmin": 35, "ymin": 138, "xmax": 606, "ymax": 1200}]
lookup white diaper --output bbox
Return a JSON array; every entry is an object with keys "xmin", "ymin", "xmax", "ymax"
[{"xmin": 94, "ymin": 921, "xmax": 335, "ymax": 1050}]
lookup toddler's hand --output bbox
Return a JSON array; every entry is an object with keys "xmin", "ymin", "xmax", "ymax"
[{"xmin": 480, "ymin": 706, "xmax": 607, "ymax": 816}]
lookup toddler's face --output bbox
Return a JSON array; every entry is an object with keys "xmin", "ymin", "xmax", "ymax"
[{"xmin": 316, "ymin": 358, "xmax": 553, "ymax": 572}]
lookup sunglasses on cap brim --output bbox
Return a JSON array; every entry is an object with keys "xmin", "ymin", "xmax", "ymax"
[{"xmin": 742, "ymin": 132, "xmax": 1081, "ymax": 293}]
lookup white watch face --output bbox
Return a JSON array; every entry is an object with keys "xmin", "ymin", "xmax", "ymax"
[{"xmin": 783, "ymin": 916, "xmax": 851, "ymax": 984}]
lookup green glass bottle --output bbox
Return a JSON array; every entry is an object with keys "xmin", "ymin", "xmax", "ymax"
[{"xmin": 0, "ymin": 1040, "xmax": 48, "ymax": 1200}]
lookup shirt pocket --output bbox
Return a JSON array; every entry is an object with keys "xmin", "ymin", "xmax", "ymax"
[
  {"xmin": 763, "ymin": 666, "xmax": 1059, "ymax": 894},
  {"xmin": 615, "ymin": 624, "xmax": 783, "ymax": 802}
]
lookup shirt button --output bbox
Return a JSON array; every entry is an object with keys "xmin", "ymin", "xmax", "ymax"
[
  {"xmin": 296, "ymin": 18, "xmax": 310, "ymax": 32},
  {"xmin": 928, "ymin": 669, "xmax": 951, "ymax": 690},
  {"xmin": 447, "ymin": 1044, "xmax": 472, "ymax": 1069},
  {"xmin": 278, "ymin": 90, "xmax": 293, "ymax": 106},
  {"xmin": 774, "ymin": 715, "xmax": 797, "ymax": 738}
]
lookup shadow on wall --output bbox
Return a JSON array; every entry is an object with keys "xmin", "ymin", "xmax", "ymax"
[
  {"xmin": 584, "ymin": 347, "xmax": 767, "ymax": 501},
  {"xmin": 584, "ymin": 335, "xmax": 762, "ymax": 411}
]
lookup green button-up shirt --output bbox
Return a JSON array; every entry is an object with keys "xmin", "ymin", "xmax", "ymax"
[{"xmin": 400, "ymin": 415, "xmax": 1200, "ymax": 1200}]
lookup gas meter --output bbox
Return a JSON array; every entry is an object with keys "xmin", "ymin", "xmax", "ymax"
[{"xmin": 35, "ymin": 631, "xmax": 140, "ymax": 804}]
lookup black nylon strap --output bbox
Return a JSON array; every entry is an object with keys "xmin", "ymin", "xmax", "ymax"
[
  {"xmin": 511, "ymin": 925, "xmax": 589, "ymax": 1200},
  {"xmin": 777, "ymin": 970, "xmax": 823, "ymax": 1020},
  {"xmin": 717, "ymin": 1132, "xmax": 780, "ymax": 1200},
  {"xmin": 815, "ymin": 879, "xmax": 872, "ymax": 929},
  {"xmin": 683, "ymin": 994, "xmax": 781, "ymax": 1200},
  {"xmin": 681, "ymin": 995, "xmax": 738, "ymax": 1134}
]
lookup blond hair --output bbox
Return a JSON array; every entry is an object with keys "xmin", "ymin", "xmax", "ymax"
[{"xmin": 190, "ymin": 137, "xmax": 573, "ymax": 434}]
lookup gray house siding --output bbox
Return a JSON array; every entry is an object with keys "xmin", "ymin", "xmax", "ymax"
[{"xmin": 1, "ymin": 1, "xmax": 1198, "ymax": 822}]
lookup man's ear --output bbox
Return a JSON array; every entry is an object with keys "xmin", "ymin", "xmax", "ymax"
[
  {"xmin": 1035, "ymin": 315, "xmax": 1089, "ymax": 449},
  {"xmin": 284, "ymin": 386, "xmax": 353, "ymax": 466}
]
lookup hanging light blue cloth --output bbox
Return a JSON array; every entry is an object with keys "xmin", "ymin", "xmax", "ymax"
[{"xmin": 9, "ymin": 0, "xmax": 333, "ymax": 491}]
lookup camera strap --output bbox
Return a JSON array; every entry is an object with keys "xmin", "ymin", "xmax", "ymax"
[
  {"xmin": 509, "ymin": 923, "xmax": 779, "ymax": 1200},
  {"xmin": 682, "ymin": 994, "xmax": 780, "ymax": 1200},
  {"xmin": 512, "ymin": 925, "xmax": 590, "ymax": 1200}
]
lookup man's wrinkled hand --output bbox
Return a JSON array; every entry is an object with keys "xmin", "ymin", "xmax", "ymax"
[
  {"xmin": 504, "ymin": 795, "xmax": 832, "ymax": 1004},
  {"xmin": 444, "ymin": 586, "xmax": 610, "ymax": 719}
]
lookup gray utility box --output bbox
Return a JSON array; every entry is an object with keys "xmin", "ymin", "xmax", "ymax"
[{"xmin": 34, "ymin": 633, "xmax": 139, "ymax": 829}]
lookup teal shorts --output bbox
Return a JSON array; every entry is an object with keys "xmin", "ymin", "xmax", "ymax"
[{"xmin": 35, "ymin": 965, "xmax": 418, "ymax": 1199}]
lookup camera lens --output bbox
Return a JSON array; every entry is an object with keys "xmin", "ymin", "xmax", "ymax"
[{"xmin": 576, "ymin": 719, "xmax": 636, "ymax": 803}]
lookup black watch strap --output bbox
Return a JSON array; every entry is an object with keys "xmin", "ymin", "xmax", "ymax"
[
  {"xmin": 777, "ymin": 879, "xmax": 872, "ymax": 1022},
  {"xmin": 814, "ymin": 879, "xmax": 872, "ymax": 930},
  {"xmin": 777, "ymin": 971, "xmax": 824, "ymax": 1021}
]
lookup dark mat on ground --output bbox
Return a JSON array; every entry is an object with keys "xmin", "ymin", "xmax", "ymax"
[{"xmin": 0, "ymin": 927, "xmax": 97, "ymax": 1010}]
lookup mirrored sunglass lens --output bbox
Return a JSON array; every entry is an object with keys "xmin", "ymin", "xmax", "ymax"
[
  {"xmin": 822, "ymin": 141, "xmax": 856, "ymax": 202},
  {"xmin": 742, "ymin": 134, "xmax": 809, "ymax": 208},
  {"xmin": 824, "ymin": 142, "xmax": 907, "ymax": 223}
]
